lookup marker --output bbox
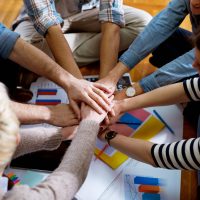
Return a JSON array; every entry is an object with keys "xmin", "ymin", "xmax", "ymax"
[
  {"xmin": 153, "ymin": 110, "xmax": 175, "ymax": 135},
  {"xmin": 95, "ymin": 144, "xmax": 109, "ymax": 161}
]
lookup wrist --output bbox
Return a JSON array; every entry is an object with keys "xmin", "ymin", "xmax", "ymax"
[
  {"xmin": 117, "ymin": 99, "xmax": 127, "ymax": 114},
  {"xmin": 61, "ymin": 71, "xmax": 76, "ymax": 91},
  {"xmin": 133, "ymin": 82, "xmax": 144, "ymax": 96},
  {"xmin": 41, "ymin": 106, "xmax": 52, "ymax": 123}
]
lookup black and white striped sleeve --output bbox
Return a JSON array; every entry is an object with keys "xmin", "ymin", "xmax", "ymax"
[
  {"xmin": 151, "ymin": 138, "xmax": 200, "ymax": 170},
  {"xmin": 183, "ymin": 77, "xmax": 200, "ymax": 101}
]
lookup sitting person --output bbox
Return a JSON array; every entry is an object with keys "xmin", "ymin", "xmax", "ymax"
[
  {"xmin": 14, "ymin": 0, "xmax": 152, "ymax": 78},
  {"xmin": 98, "ymin": 0, "xmax": 199, "ymax": 95},
  {"xmin": 0, "ymin": 22, "xmax": 112, "ymax": 119},
  {"xmin": 98, "ymin": 30, "xmax": 200, "ymax": 171},
  {"xmin": 0, "ymin": 82, "xmax": 113, "ymax": 200}
]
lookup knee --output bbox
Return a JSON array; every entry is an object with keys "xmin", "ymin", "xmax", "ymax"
[{"xmin": 124, "ymin": 5, "xmax": 152, "ymax": 28}]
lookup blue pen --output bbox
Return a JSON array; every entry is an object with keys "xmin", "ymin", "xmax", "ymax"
[{"xmin": 153, "ymin": 109, "xmax": 175, "ymax": 135}]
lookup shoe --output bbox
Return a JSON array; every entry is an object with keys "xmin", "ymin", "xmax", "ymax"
[{"xmin": 10, "ymin": 86, "xmax": 33, "ymax": 103}]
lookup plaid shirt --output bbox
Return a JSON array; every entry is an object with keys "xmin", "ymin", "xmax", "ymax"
[{"xmin": 21, "ymin": 0, "xmax": 124, "ymax": 36}]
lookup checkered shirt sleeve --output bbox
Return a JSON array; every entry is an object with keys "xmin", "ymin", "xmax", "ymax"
[
  {"xmin": 99, "ymin": 0, "xmax": 125, "ymax": 27},
  {"xmin": 23, "ymin": 0, "xmax": 63, "ymax": 36}
]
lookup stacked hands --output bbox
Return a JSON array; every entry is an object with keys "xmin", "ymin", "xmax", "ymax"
[{"xmin": 47, "ymin": 77, "xmax": 125, "ymax": 140}]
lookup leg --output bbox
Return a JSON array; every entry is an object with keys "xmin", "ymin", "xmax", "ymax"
[
  {"xmin": 140, "ymin": 49, "xmax": 198, "ymax": 92},
  {"xmin": 14, "ymin": 20, "xmax": 54, "ymax": 59},
  {"xmin": 149, "ymin": 28, "xmax": 193, "ymax": 67},
  {"xmin": 65, "ymin": 6, "xmax": 152, "ymax": 66}
]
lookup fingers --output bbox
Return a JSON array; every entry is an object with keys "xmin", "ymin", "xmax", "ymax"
[
  {"xmin": 83, "ymin": 94, "xmax": 104, "ymax": 114},
  {"xmin": 70, "ymin": 100, "xmax": 81, "ymax": 120},
  {"xmin": 88, "ymin": 90, "xmax": 111, "ymax": 113},
  {"xmin": 67, "ymin": 119, "xmax": 79, "ymax": 126},
  {"xmin": 92, "ymin": 87, "xmax": 111, "ymax": 104},
  {"xmin": 93, "ymin": 82, "xmax": 113, "ymax": 94},
  {"xmin": 109, "ymin": 108, "xmax": 115, "ymax": 117},
  {"xmin": 104, "ymin": 115, "xmax": 110, "ymax": 125}
]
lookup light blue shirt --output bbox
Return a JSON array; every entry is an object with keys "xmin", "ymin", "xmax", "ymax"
[
  {"xmin": 119, "ymin": 0, "xmax": 198, "ymax": 69},
  {"xmin": 0, "ymin": 23, "xmax": 19, "ymax": 59}
]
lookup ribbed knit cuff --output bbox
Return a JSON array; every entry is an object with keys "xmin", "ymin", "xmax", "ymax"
[
  {"xmin": 76, "ymin": 120, "xmax": 100, "ymax": 136},
  {"xmin": 43, "ymin": 130, "xmax": 63, "ymax": 151}
]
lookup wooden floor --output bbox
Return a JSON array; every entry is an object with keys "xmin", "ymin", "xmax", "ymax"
[{"xmin": 0, "ymin": 1, "xmax": 197, "ymax": 200}]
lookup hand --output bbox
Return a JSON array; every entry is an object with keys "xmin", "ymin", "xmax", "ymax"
[
  {"xmin": 114, "ymin": 89, "xmax": 127, "ymax": 100},
  {"xmin": 67, "ymin": 77, "xmax": 112, "ymax": 119},
  {"xmin": 97, "ymin": 76, "xmax": 117, "ymax": 94},
  {"xmin": 60, "ymin": 125, "xmax": 78, "ymax": 140},
  {"xmin": 46, "ymin": 104, "xmax": 79, "ymax": 127},
  {"xmin": 107, "ymin": 100, "xmax": 123, "ymax": 124},
  {"xmin": 81, "ymin": 95, "xmax": 114, "ymax": 124}
]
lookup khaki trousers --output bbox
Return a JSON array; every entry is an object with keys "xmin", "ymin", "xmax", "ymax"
[{"xmin": 14, "ymin": 5, "xmax": 152, "ymax": 66}]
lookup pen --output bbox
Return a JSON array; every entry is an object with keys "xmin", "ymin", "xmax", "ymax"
[
  {"xmin": 153, "ymin": 109, "xmax": 175, "ymax": 135},
  {"xmin": 116, "ymin": 121, "xmax": 141, "ymax": 125},
  {"xmin": 95, "ymin": 144, "xmax": 109, "ymax": 161}
]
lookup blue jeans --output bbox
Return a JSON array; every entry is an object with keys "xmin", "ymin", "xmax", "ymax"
[
  {"xmin": 140, "ymin": 28, "xmax": 198, "ymax": 92},
  {"xmin": 149, "ymin": 28, "xmax": 194, "ymax": 67}
]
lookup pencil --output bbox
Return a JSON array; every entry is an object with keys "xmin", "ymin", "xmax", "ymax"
[
  {"xmin": 116, "ymin": 121, "xmax": 141, "ymax": 125},
  {"xmin": 153, "ymin": 109, "xmax": 175, "ymax": 135},
  {"xmin": 95, "ymin": 144, "xmax": 109, "ymax": 161}
]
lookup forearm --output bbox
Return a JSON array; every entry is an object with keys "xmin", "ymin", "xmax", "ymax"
[
  {"xmin": 120, "ymin": 82, "xmax": 189, "ymax": 113},
  {"xmin": 99, "ymin": 22, "xmax": 120, "ymax": 78},
  {"xmin": 9, "ymin": 38, "xmax": 74, "ymax": 91},
  {"xmin": 46, "ymin": 25, "xmax": 82, "ymax": 79},
  {"xmin": 14, "ymin": 126, "xmax": 62, "ymax": 159},
  {"xmin": 106, "ymin": 61, "xmax": 130, "ymax": 85},
  {"xmin": 109, "ymin": 134, "xmax": 155, "ymax": 166},
  {"xmin": 10, "ymin": 101, "xmax": 50, "ymax": 124}
]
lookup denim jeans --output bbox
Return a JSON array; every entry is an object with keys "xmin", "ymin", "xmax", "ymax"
[
  {"xmin": 149, "ymin": 28, "xmax": 194, "ymax": 68},
  {"xmin": 140, "ymin": 48, "xmax": 198, "ymax": 92}
]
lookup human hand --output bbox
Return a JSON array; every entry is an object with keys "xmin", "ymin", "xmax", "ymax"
[
  {"xmin": 97, "ymin": 76, "xmax": 117, "ymax": 94},
  {"xmin": 106, "ymin": 100, "xmax": 124, "ymax": 125},
  {"xmin": 114, "ymin": 89, "xmax": 127, "ymax": 100},
  {"xmin": 46, "ymin": 104, "xmax": 79, "ymax": 127},
  {"xmin": 60, "ymin": 125, "xmax": 78, "ymax": 140},
  {"xmin": 81, "ymin": 95, "xmax": 114, "ymax": 124},
  {"xmin": 67, "ymin": 77, "xmax": 112, "ymax": 119}
]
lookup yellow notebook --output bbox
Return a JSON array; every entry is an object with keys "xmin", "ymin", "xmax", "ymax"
[{"xmin": 94, "ymin": 109, "xmax": 165, "ymax": 169}]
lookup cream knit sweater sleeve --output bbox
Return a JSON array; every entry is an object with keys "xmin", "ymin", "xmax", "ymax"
[
  {"xmin": 13, "ymin": 126, "xmax": 63, "ymax": 159},
  {"xmin": 3, "ymin": 120, "xmax": 99, "ymax": 200}
]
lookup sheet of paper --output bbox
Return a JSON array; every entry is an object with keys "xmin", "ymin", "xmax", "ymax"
[
  {"xmin": 17, "ymin": 76, "xmax": 183, "ymax": 200},
  {"xmin": 76, "ymin": 105, "xmax": 183, "ymax": 200},
  {"xmin": 100, "ymin": 160, "xmax": 181, "ymax": 200}
]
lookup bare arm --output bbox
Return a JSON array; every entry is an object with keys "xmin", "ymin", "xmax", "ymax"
[
  {"xmin": 8, "ymin": 38, "xmax": 112, "ymax": 118},
  {"xmin": 98, "ymin": 61, "xmax": 129, "ymax": 93},
  {"xmin": 9, "ymin": 37, "xmax": 73, "ymax": 91},
  {"xmin": 99, "ymin": 131, "xmax": 155, "ymax": 166},
  {"xmin": 10, "ymin": 101, "xmax": 78, "ymax": 126},
  {"xmin": 46, "ymin": 25, "xmax": 82, "ymax": 78},
  {"xmin": 116, "ymin": 82, "xmax": 189, "ymax": 114},
  {"xmin": 99, "ymin": 22, "xmax": 120, "ymax": 78}
]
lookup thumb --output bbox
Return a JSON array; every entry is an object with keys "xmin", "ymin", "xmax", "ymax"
[{"xmin": 70, "ymin": 100, "xmax": 81, "ymax": 120}]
